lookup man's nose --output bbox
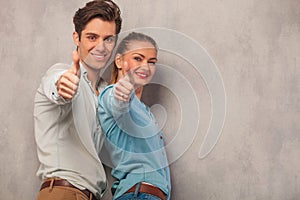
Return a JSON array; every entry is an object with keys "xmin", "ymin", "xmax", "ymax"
[{"xmin": 94, "ymin": 40, "xmax": 106, "ymax": 52}]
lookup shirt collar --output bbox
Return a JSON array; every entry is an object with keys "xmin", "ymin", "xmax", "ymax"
[{"xmin": 79, "ymin": 61, "xmax": 107, "ymax": 90}]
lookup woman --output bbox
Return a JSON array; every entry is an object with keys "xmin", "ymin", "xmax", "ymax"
[{"xmin": 98, "ymin": 32, "xmax": 171, "ymax": 200}]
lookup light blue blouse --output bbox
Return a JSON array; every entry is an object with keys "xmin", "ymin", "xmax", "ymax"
[{"xmin": 98, "ymin": 85, "xmax": 171, "ymax": 200}]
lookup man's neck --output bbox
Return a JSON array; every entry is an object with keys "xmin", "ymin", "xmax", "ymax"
[{"xmin": 82, "ymin": 63, "xmax": 101, "ymax": 96}]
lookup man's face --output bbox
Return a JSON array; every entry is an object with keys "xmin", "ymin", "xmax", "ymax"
[{"xmin": 74, "ymin": 18, "xmax": 116, "ymax": 71}]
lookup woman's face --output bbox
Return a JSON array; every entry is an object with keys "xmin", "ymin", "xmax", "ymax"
[{"xmin": 116, "ymin": 40, "xmax": 157, "ymax": 87}]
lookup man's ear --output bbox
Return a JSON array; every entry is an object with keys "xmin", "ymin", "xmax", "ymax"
[
  {"xmin": 115, "ymin": 54, "xmax": 123, "ymax": 69},
  {"xmin": 73, "ymin": 31, "xmax": 80, "ymax": 46}
]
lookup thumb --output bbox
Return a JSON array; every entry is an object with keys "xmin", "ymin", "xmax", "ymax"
[
  {"xmin": 72, "ymin": 50, "xmax": 80, "ymax": 76},
  {"xmin": 123, "ymin": 61, "xmax": 135, "ymax": 86},
  {"xmin": 123, "ymin": 61, "xmax": 130, "ymax": 75}
]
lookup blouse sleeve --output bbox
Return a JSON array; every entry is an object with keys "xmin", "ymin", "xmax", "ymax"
[{"xmin": 99, "ymin": 84, "xmax": 160, "ymax": 138}]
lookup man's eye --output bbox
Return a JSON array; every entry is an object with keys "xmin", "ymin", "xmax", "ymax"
[
  {"xmin": 104, "ymin": 36, "xmax": 116, "ymax": 44},
  {"xmin": 87, "ymin": 36, "xmax": 96, "ymax": 41}
]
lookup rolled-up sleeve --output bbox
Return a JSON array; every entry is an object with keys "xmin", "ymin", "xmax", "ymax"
[{"xmin": 41, "ymin": 63, "xmax": 71, "ymax": 105}]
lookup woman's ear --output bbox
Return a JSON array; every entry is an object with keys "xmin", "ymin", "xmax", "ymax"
[
  {"xmin": 115, "ymin": 54, "xmax": 123, "ymax": 69},
  {"xmin": 73, "ymin": 32, "xmax": 80, "ymax": 46}
]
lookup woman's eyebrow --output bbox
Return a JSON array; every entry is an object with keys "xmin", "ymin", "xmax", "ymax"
[{"xmin": 131, "ymin": 53, "xmax": 145, "ymax": 58}]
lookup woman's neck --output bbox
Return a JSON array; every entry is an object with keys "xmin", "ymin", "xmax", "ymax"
[{"xmin": 135, "ymin": 87, "xmax": 143, "ymax": 100}]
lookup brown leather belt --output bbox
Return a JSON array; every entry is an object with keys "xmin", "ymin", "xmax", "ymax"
[
  {"xmin": 125, "ymin": 182, "xmax": 166, "ymax": 200},
  {"xmin": 40, "ymin": 179, "xmax": 97, "ymax": 200}
]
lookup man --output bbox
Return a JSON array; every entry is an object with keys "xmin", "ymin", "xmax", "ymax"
[{"xmin": 34, "ymin": 1, "xmax": 122, "ymax": 199}]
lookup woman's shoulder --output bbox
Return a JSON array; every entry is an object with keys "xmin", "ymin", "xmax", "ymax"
[{"xmin": 100, "ymin": 84, "xmax": 115, "ymax": 97}]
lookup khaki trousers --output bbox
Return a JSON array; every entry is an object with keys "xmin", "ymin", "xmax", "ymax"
[{"xmin": 37, "ymin": 185, "xmax": 89, "ymax": 200}]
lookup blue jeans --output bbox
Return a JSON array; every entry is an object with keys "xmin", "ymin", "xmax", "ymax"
[{"xmin": 115, "ymin": 192, "xmax": 161, "ymax": 200}]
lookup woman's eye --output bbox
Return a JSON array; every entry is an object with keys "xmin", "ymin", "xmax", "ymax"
[
  {"xmin": 149, "ymin": 62, "xmax": 156, "ymax": 66},
  {"xmin": 134, "ymin": 57, "xmax": 142, "ymax": 61}
]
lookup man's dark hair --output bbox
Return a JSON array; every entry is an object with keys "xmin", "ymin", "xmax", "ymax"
[{"xmin": 73, "ymin": 0, "xmax": 122, "ymax": 39}]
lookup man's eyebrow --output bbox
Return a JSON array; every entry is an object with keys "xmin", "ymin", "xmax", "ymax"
[
  {"xmin": 104, "ymin": 34, "xmax": 116, "ymax": 39},
  {"xmin": 85, "ymin": 32, "xmax": 99, "ymax": 36},
  {"xmin": 84, "ymin": 33, "xmax": 116, "ymax": 39}
]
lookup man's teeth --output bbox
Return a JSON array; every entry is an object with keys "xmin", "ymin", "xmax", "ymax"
[
  {"xmin": 95, "ymin": 55, "xmax": 104, "ymax": 59},
  {"xmin": 92, "ymin": 53, "xmax": 106, "ymax": 59}
]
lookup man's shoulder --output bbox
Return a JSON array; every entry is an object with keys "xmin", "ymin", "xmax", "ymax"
[
  {"xmin": 39, "ymin": 63, "xmax": 72, "ymax": 80},
  {"xmin": 46, "ymin": 63, "xmax": 72, "ymax": 73}
]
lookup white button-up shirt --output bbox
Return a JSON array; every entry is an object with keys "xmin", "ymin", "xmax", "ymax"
[{"xmin": 34, "ymin": 62, "xmax": 107, "ymax": 199}]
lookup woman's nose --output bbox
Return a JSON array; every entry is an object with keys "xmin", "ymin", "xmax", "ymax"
[{"xmin": 142, "ymin": 61, "xmax": 150, "ymax": 69}]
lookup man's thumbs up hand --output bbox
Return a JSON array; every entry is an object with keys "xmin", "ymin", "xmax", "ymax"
[
  {"xmin": 71, "ymin": 50, "xmax": 81, "ymax": 77},
  {"xmin": 57, "ymin": 50, "xmax": 81, "ymax": 100}
]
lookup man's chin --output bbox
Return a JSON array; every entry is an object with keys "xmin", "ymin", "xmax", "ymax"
[{"xmin": 83, "ymin": 60, "xmax": 108, "ymax": 70}]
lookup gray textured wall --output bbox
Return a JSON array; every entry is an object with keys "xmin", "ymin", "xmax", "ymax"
[{"xmin": 0, "ymin": 0, "xmax": 299, "ymax": 200}]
